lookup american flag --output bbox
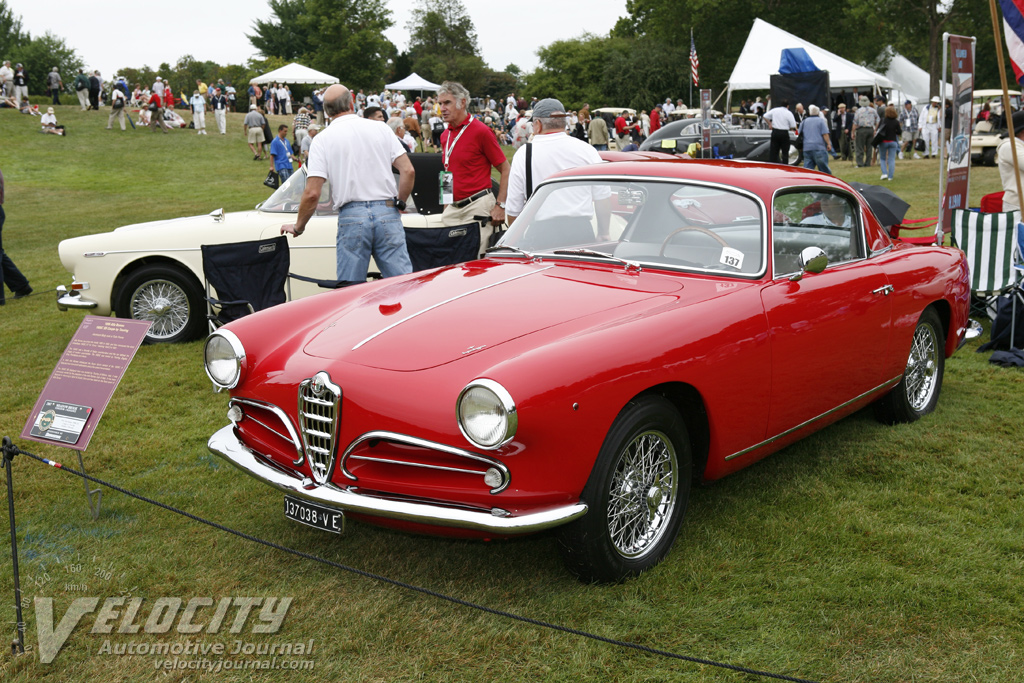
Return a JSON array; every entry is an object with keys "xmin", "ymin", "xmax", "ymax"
[
  {"xmin": 690, "ymin": 34, "xmax": 699, "ymax": 87},
  {"xmin": 1002, "ymin": 0, "xmax": 1024, "ymax": 84}
]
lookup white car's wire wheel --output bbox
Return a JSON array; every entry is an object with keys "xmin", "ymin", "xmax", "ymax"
[{"xmin": 116, "ymin": 264, "xmax": 205, "ymax": 343}]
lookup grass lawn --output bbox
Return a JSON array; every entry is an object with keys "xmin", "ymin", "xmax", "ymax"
[{"xmin": 1, "ymin": 106, "xmax": 1022, "ymax": 682}]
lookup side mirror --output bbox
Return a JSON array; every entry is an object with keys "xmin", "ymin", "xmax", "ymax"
[
  {"xmin": 789, "ymin": 246, "xmax": 828, "ymax": 282},
  {"xmin": 209, "ymin": 208, "xmax": 225, "ymax": 223}
]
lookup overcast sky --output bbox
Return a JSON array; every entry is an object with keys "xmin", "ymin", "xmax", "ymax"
[{"xmin": 8, "ymin": 0, "xmax": 628, "ymax": 84}]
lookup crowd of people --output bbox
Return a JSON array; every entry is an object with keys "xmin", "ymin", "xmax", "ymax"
[{"xmin": 734, "ymin": 91, "xmax": 961, "ymax": 180}]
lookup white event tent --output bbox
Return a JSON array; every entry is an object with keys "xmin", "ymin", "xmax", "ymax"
[
  {"xmin": 883, "ymin": 51, "xmax": 952, "ymax": 105},
  {"xmin": 250, "ymin": 63, "xmax": 339, "ymax": 85},
  {"xmin": 385, "ymin": 73, "xmax": 441, "ymax": 92},
  {"xmin": 726, "ymin": 19, "xmax": 896, "ymax": 106}
]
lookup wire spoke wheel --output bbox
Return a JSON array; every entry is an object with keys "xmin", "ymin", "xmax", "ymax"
[
  {"xmin": 607, "ymin": 431, "xmax": 678, "ymax": 559},
  {"xmin": 116, "ymin": 264, "xmax": 205, "ymax": 344},
  {"xmin": 905, "ymin": 320, "xmax": 939, "ymax": 412},
  {"xmin": 558, "ymin": 396, "xmax": 691, "ymax": 582},
  {"xmin": 130, "ymin": 279, "xmax": 191, "ymax": 339},
  {"xmin": 874, "ymin": 308, "xmax": 945, "ymax": 424}
]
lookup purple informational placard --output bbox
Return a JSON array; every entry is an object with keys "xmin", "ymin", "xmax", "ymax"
[{"xmin": 21, "ymin": 317, "xmax": 152, "ymax": 451}]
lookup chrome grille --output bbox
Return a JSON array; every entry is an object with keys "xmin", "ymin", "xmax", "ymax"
[{"xmin": 298, "ymin": 372, "xmax": 342, "ymax": 485}]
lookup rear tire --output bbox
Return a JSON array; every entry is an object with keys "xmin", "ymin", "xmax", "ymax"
[
  {"xmin": 874, "ymin": 308, "xmax": 945, "ymax": 424},
  {"xmin": 981, "ymin": 147, "xmax": 996, "ymax": 166},
  {"xmin": 115, "ymin": 264, "xmax": 205, "ymax": 344},
  {"xmin": 558, "ymin": 396, "xmax": 692, "ymax": 583}
]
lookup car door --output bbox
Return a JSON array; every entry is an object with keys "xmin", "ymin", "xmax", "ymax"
[{"xmin": 760, "ymin": 189, "xmax": 893, "ymax": 437}]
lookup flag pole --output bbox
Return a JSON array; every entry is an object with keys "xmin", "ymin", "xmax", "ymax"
[
  {"xmin": 990, "ymin": 0, "xmax": 1024, "ymax": 215},
  {"xmin": 689, "ymin": 29, "xmax": 694, "ymax": 110}
]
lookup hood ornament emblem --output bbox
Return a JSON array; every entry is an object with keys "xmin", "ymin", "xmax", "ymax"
[{"xmin": 462, "ymin": 345, "xmax": 487, "ymax": 355}]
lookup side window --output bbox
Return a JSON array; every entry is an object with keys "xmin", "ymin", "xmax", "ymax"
[{"xmin": 771, "ymin": 190, "xmax": 863, "ymax": 276}]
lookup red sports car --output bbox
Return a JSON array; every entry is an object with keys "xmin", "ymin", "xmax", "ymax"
[{"xmin": 207, "ymin": 159, "xmax": 975, "ymax": 582}]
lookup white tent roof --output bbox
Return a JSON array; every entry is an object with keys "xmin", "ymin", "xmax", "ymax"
[
  {"xmin": 250, "ymin": 63, "xmax": 338, "ymax": 85},
  {"xmin": 385, "ymin": 72, "xmax": 441, "ymax": 91},
  {"xmin": 883, "ymin": 52, "xmax": 952, "ymax": 105},
  {"xmin": 727, "ymin": 19, "xmax": 895, "ymax": 94}
]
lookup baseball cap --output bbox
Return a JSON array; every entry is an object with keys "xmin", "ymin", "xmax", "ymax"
[
  {"xmin": 531, "ymin": 98, "xmax": 568, "ymax": 119},
  {"xmin": 250, "ymin": 103, "xmax": 257, "ymax": 110}
]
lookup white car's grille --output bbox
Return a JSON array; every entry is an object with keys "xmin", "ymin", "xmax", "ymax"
[{"xmin": 298, "ymin": 372, "xmax": 341, "ymax": 485}]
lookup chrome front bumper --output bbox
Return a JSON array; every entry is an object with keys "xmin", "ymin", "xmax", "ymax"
[
  {"xmin": 208, "ymin": 424, "xmax": 588, "ymax": 534},
  {"xmin": 56, "ymin": 285, "xmax": 99, "ymax": 311}
]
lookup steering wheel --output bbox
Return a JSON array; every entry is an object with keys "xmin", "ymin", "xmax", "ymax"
[{"xmin": 659, "ymin": 226, "xmax": 731, "ymax": 257}]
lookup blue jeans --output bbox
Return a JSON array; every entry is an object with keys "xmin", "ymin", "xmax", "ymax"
[
  {"xmin": 593, "ymin": 144, "xmax": 608, "ymax": 151},
  {"xmin": 879, "ymin": 141, "xmax": 898, "ymax": 178},
  {"xmin": 0, "ymin": 205, "xmax": 30, "ymax": 302},
  {"xmin": 802, "ymin": 149, "xmax": 832, "ymax": 175},
  {"xmin": 277, "ymin": 166, "xmax": 292, "ymax": 183},
  {"xmin": 336, "ymin": 201, "xmax": 412, "ymax": 281}
]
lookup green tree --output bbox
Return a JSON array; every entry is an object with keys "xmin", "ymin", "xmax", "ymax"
[
  {"xmin": 10, "ymin": 32, "xmax": 83, "ymax": 95},
  {"xmin": 248, "ymin": 0, "xmax": 395, "ymax": 90},
  {"xmin": 249, "ymin": 0, "xmax": 309, "ymax": 62},
  {"xmin": 530, "ymin": 34, "xmax": 630, "ymax": 109},
  {"xmin": 0, "ymin": 0, "xmax": 25, "ymax": 56},
  {"xmin": 405, "ymin": 0, "xmax": 485, "ymax": 89}
]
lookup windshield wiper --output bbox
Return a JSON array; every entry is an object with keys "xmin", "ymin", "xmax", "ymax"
[
  {"xmin": 485, "ymin": 244, "xmax": 536, "ymax": 259},
  {"xmin": 552, "ymin": 248, "xmax": 642, "ymax": 272}
]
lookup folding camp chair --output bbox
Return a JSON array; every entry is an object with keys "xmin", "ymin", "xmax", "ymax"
[
  {"xmin": 201, "ymin": 236, "xmax": 292, "ymax": 331},
  {"xmin": 950, "ymin": 208, "xmax": 1021, "ymax": 321},
  {"xmin": 201, "ymin": 236, "xmax": 371, "ymax": 333}
]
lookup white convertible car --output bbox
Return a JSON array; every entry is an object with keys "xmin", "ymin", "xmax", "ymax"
[{"xmin": 57, "ymin": 155, "xmax": 497, "ymax": 343}]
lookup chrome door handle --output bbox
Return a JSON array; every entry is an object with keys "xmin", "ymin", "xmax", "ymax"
[{"xmin": 872, "ymin": 285, "xmax": 894, "ymax": 296}]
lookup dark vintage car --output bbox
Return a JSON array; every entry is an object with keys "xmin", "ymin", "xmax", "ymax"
[
  {"xmin": 206, "ymin": 158, "xmax": 976, "ymax": 582},
  {"xmin": 640, "ymin": 119, "xmax": 798, "ymax": 163}
]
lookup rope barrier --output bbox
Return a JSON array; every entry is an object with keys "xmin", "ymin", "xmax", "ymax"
[{"xmin": 3, "ymin": 438, "xmax": 820, "ymax": 683}]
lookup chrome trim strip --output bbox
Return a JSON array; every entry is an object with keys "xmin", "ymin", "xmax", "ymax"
[
  {"xmin": 724, "ymin": 376, "xmax": 901, "ymax": 461},
  {"xmin": 352, "ymin": 266, "xmax": 555, "ymax": 350},
  {"xmin": 230, "ymin": 398, "xmax": 304, "ymax": 466},
  {"xmin": 208, "ymin": 425, "xmax": 585, "ymax": 533},
  {"xmin": 339, "ymin": 430, "xmax": 510, "ymax": 494},
  {"xmin": 81, "ymin": 247, "xmax": 201, "ymax": 257},
  {"xmin": 347, "ymin": 455, "xmax": 485, "ymax": 477}
]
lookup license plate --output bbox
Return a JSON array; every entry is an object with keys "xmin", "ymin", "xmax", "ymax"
[{"xmin": 284, "ymin": 495, "xmax": 344, "ymax": 534}]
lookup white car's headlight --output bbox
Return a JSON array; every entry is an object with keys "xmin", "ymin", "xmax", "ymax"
[
  {"xmin": 457, "ymin": 379, "xmax": 517, "ymax": 449},
  {"xmin": 204, "ymin": 330, "xmax": 246, "ymax": 390}
]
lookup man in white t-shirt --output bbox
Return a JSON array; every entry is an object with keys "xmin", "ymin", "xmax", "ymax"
[
  {"xmin": 281, "ymin": 84, "xmax": 415, "ymax": 281},
  {"xmin": 505, "ymin": 98, "xmax": 610, "ymax": 243}
]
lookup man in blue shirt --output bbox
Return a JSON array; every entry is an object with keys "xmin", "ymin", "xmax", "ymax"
[
  {"xmin": 798, "ymin": 105, "xmax": 833, "ymax": 175},
  {"xmin": 269, "ymin": 125, "xmax": 295, "ymax": 183}
]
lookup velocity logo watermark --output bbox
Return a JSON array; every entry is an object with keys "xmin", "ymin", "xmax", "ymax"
[{"xmin": 34, "ymin": 596, "xmax": 293, "ymax": 664}]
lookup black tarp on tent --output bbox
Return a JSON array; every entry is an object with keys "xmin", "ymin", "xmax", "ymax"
[{"xmin": 769, "ymin": 48, "xmax": 831, "ymax": 110}]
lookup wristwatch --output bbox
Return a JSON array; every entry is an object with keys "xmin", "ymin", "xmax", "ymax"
[
  {"xmin": 395, "ymin": 199, "xmax": 407, "ymax": 211},
  {"xmin": 496, "ymin": 201, "xmax": 506, "ymax": 209}
]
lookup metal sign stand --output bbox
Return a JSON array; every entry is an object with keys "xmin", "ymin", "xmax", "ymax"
[{"xmin": 2, "ymin": 437, "xmax": 26, "ymax": 656}]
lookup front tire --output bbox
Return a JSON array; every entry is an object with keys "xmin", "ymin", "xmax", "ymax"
[
  {"xmin": 115, "ymin": 264, "xmax": 205, "ymax": 344},
  {"xmin": 874, "ymin": 308, "xmax": 945, "ymax": 424},
  {"xmin": 558, "ymin": 396, "xmax": 692, "ymax": 583}
]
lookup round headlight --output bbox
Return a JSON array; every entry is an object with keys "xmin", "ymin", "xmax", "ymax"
[
  {"xmin": 457, "ymin": 379, "xmax": 517, "ymax": 449},
  {"xmin": 204, "ymin": 330, "xmax": 245, "ymax": 389}
]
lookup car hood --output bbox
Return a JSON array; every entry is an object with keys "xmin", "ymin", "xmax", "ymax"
[{"xmin": 302, "ymin": 260, "xmax": 692, "ymax": 371}]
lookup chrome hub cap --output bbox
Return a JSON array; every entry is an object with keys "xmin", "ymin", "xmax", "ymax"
[
  {"xmin": 131, "ymin": 280, "xmax": 190, "ymax": 339},
  {"xmin": 608, "ymin": 430, "xmax": 678, "ymax": 559},
  {"xmin": 905, "ymin": 323, "xmax": 939, "ymax": 411}
]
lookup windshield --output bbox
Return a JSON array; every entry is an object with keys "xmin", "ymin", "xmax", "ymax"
[
  {"xmin": 260, "ymin": 168, "xmax": 335, "ymax": 215},
  {"xmin": 499, "ymin": 179, "xmax": 765, "ymax": 277},
  {"xmin": 260, "ymin": 167, "xmax": 419, "ymax": 215}
]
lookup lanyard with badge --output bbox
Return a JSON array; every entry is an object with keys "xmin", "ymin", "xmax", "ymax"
[{"xmin": 440, "ymin": 119, "xmax": 471, "ymax": 205}]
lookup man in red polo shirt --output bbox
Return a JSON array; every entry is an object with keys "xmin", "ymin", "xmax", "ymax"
[{"xmin": 437, "ymin": 80, "xmax": 510, "ymax": 244}]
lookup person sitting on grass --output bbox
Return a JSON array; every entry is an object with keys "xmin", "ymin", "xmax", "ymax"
[{"xmin": 40, "ymin": 106, "xmax": 64, "ymax": 135}]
